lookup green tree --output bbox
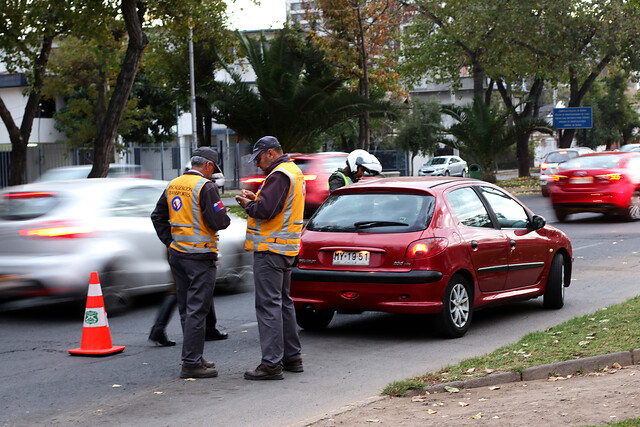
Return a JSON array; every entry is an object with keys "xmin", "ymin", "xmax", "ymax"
[
  {"xmin": 395, "ymin": 97, "xmax": 442, "ymax": 175},
  {"xmin": 441, "ymin": 97, "xmax": 552, "ymax": 183},
  {"xmin": 582, "ymin": 71, "xmax": 640, "ymax": 150},
  {"xmin": 211, "ymin": 28, "xmax": 395, "ymax": 152},
  {"xmin": 307, "ymin": 0, "xmax": 409, "ymax": 150}
]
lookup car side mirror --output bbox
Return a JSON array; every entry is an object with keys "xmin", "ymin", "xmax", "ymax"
[{"xmin": 530, "ymin": 215, "xmax": 546, "ymax": 230}]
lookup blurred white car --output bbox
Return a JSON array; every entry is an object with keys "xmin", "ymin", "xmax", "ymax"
[
  {"xmin": 37, "ymin": 164, "xmax": 151, "ymax": 181},
  {"xmin": 620, "ymin": 143, "xmax": 640, "ymax": 152},
  {"xmin": 0, "ymin": 178, "xmax": 250, "ymax": 312},
  {"xmin": 418, "ymin": 156, "xmax": 468, "ymax": 177}
]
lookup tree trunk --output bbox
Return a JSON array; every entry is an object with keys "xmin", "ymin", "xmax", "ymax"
[
  {"xmin": 355, "ymin": 5, "xmax": 370, "ymax": 151},
  {"xmin": 89, "ymin": 0, "xmax": 148, "ymax": 178},
  {"xmin": 0, "ymin": 34, "xmax": 54, "ymax": 185}
]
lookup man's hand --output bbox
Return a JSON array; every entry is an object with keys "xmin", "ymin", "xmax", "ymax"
[
  {"xmin": 241, "ymin": 189, "xmax": 256, "ymax": 200},
  {"xmin": 235, "ymin": 195, "xmax": 250, "ymax": 208}
]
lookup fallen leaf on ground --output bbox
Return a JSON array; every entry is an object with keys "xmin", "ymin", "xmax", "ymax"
[
  {"xmin": 458, "ymin": 402, "xmax": 469, "ymax": 407},
  {"xmin": 488, "ymin": 386, "xmax": 500, "ymax": 390},
  {"xmin": 612, "ymin": 363, "xmax": 622, "ymax": 369},
  {"xmin": 445, "ymin": 386, "xmax": 460, "ymax": 393},
  {"xmin": 470, "ymin": 413, "xmax": 483, "ymax": 419},
  {"xmin": 484, "ymin": 369, "xmax": 494, "ymax": 374},
  {"xmin": 112, "ymin": 384, "xmax": 121, "ymax": 388},
  {"xmin": 427, "ymin": 409, "xmax": 437, "ymax": 415},
  {"xmin": 579, "ymin": 341, "xmax": 590, "ymax": 346},
  {"xmin": 184, "ymin": 378, "xmax": 196, "ymax": 381},
  {"xmin": 365, "ymin": 419, "xmax": 380, "ymax": 423},
  {"xmin": 412, "ymin": 396, "xmax": 427, "ymax": 402},
  {"xmin": 466, "ymin": 368, "xmax": 475, "ymax": 373}
]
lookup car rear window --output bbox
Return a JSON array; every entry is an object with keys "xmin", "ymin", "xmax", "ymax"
[
  {"xmin": 545, "ymin": 151, "xmax": 576, "ymax": 163},
  {"xmin": 562, "ymin": 154, "xmax": 626, "ymax": 169},
  {"xmin": 0, "ymin": 192, "xmax": 61, "ymax": 220},
  {"xmin": 306, "ymin": 193, "xmax": 435, "ymax": 233}
]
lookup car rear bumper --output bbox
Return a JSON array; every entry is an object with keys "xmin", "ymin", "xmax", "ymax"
[
  {"xmin": 550, "ymin": 188, "xmax": 631, "ymax": 212},
  {"xmin": 291, "ymin": 267, "xmax": 446, "ymax": 314}
]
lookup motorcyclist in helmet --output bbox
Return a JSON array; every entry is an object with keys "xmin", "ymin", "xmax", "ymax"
[{"xmin": 328, "ymin": 149, "xmax": 382, "ymax": 194}]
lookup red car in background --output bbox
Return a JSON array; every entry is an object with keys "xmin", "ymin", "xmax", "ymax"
[
  {"xmin": 548, "ymin": 152, "xmax": 640, "ymax": 222},
  {"xmin": 291, "ymin": 177, "xmax": 572, "ymax": 338},
  {"xmin": 241, "ymin": 152, "xmax": 349, "ymax": 217}
]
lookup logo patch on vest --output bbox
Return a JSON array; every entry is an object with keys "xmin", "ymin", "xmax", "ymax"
[
  {"xmin": 213, "ymin": 200, "xmax": 224, "ymax": 212},
  {"xmin": 171, "ymin": 196, "xmax": 183, "ymax": 211}
]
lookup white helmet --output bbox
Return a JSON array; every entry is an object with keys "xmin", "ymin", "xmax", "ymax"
[{"xmin": 346, "ymin": 149, "xmax": 382, "ymax": 175}]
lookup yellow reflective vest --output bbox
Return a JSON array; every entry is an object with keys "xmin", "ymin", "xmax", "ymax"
[
  {"xmin": 244, "ymin": 161, "xmax": 305, "ymax": 256},
  {"xmin": 166, "ymin": 174, "xmax": 218, "ymax": 254}
]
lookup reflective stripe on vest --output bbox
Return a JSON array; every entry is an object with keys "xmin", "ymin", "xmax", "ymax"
[
  {"xmin": 328, "ymin": 171, "xmax": 353, "ymax": 190},
  {"xmin": 167, "ymin": 175, "xmax": 218, "ymax": 254},
  {"xmin": 245, "ymin": 162, "xmax": 304, "ymax": 256}
]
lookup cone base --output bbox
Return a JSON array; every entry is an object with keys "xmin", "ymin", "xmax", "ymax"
[{"xmin": 68, "ymin": 345, "xmax": 125, "ymax": 356}]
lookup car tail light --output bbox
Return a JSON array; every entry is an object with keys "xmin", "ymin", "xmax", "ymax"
[
  {"xmin": 241, "ymin": 177, "xmax": 266, "ymax": 184},
  {"xmin": 549, "ymin": 175, "xmax": 569, "ymax": 182},
  {"xmin": 304, "ymin": 175, "xmax": 317, "ymax": 181},
  {"xmin": 540, "ymin": 163, "xmax": 548, "ymax": 171},
  {"xmin": 3, "ymin": 191, "xmax": 57, "ymax": 199},
  {"xmin": 405, "ymin": 238, "xmax": 448, "ymax": 259},
  {"xmin": 595, "ymin": 173, "xmax": 622, "ymax": 182},
  {"xmin": 19, "ymin": 220, "xmax": 94, "ymax": 239}
]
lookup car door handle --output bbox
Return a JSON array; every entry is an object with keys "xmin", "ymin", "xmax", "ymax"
[
  {"xmin": 470, "ymin": 240, "xmax": 478, "ymax": 249},
  {"xmin": 510, "ymin": 239, "xmax": 516, "ymax": 247}
]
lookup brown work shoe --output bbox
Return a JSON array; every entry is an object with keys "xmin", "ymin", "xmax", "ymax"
[
  {"xmin": 180, "ymin": 364, "xmax": 218, "ymax": 378},
  {"xmin": 201, "ymin": 358, "xmax": 216, "ymax": 369},
  {"xmin": 282, "ymin": 358, "xmax": 304, "ymax": 373},
  {"xmin": 244, "ymin": 363, "xmax": 284, "ymax": 380}
]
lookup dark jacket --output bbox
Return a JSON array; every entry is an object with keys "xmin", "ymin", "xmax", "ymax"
[
  {"xmin": 244, "ymin": 154, "xmax": 293, "ymax": 220},
  {"xmin": 151, "ymin": 170, "xmax": 231, "ymax": 260}
]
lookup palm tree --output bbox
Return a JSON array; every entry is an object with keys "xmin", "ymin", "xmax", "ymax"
[
  {"xmin": 211, "ymin": 28, "xmax": 395, "ymax": 152},
  {"xmin": 440, "ymin": 97, "xmax": 552, "ymax": 182}
]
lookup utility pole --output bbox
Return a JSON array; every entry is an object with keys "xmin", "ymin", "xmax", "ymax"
[{"xmin": 189, "ymin": 23, "xmax": 197, "ymax": 151}]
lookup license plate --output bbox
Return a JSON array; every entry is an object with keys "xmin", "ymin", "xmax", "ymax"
[
  {"xmin": 570, "ymin": 176, "xmax": 593, "ymax": 184},
  {"xmin": 333, "ymin": 250, "xmax": 370, "ymax": 266}
]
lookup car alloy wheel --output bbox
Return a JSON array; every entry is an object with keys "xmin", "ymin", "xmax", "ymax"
[
  {"xmin": 625, "ymin": 189, "xmax": 640, "ymax": 221},
  {"xmin": 436, "ymin": 274, "xmax": 472, "ymax": 338}
]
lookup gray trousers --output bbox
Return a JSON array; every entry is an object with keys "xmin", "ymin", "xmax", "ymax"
[
  {"xmin": 253, "ymin": 251, "xmax": 302, "ymax": 368},
  {"xmin": 169, "ymin": 255, "xmax": 216, "ymax": 367}
]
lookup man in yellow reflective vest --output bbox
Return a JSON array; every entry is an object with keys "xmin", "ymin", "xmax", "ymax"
[
  {"xmin": 236, "ymin": 136, "xmax": 305, "ymax": 380},
  {"xmin": 151, "ymin": 147, "xmax": 230, "ymax": 379}
]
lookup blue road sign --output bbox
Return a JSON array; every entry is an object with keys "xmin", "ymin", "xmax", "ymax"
[{"xmin": 553, "ymin": 107, "xmax": 592, "ymax": 129}]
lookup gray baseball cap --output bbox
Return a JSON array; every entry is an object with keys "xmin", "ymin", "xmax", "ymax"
[
  {"xmin": 192, "ymin": 146, "xmax": 221, "ymax": 173},
  {"xmin": 249, "ymin": 136, "xmax": 282, "ymax": 163}
]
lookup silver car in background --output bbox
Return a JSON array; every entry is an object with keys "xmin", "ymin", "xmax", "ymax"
[
  {"xmin": 539, "ymin": 147, "xmax": 594, "ymax": 196},
  {"xmin": 418, "ymin": 155, "xmax": 468, "ymax": 177},
  {"xmin": 0, "ymin": 178, "xmax": 250, "ymax": 312}
]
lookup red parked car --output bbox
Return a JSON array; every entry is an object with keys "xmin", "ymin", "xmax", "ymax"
[
  {"xmin": 241, "ymin": 152, "xmax": 349, "ymax": 217},
  {"xmin": 291, "ymin": 177, "xmax": 572, "ymax": 337},
  {"xmin": 548, "ymin": 151, "xmax": 640, "ymax": 222}
]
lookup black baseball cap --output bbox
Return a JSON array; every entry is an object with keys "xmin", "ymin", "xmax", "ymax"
[
  {"xmin": 192, "ymin": 147, "xmax": 221, "ymax": 173},
  {"xmin": 249, "ymin": 136, "xmax": 282, "ymax": 163}
]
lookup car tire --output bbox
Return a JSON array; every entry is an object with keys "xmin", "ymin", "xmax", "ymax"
[
  {"xmin": 462, "ymin": 169, "xmax": 468, "ymax": 178},
  {"xmin": 295, "ymin": 305, "xmax": 334, "ymax": 330},
  {"xmin": 541, "ymin": 187, "xmax": 549, "ymax": 197},
  {"xmin": 101, "ymin": 263, "xmax": 132, "ymax": 315},
  {"xmin": 543, "ymin": 253, "xmax": 565, "ymax": 309},
  {"xmin": 623, "ymin": 189, "xmax": 640, "ymax": 221},
  {"xmin": 554, "ymin": 207, "xmax": 568, "ymax": 222},
  {"xmin": 436, "ymin": 274, "xmax": 472, "ymax": 338},
  {"xmin": 444, "ymin": 170, "xmax": 450, "ymax": 177}
]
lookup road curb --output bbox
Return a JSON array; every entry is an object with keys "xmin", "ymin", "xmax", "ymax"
[{"xmin": 407, "ymin": 349, "xmax": 640, "ymax": 397}]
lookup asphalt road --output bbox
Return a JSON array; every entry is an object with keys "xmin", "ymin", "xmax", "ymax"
[{"xmin": 1, "ymin": 193, "xmax": 638, "ymax": 426}]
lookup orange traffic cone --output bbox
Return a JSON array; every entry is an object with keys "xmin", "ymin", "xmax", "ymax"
[{"xmin": 68, "ymin": 271, "xmax": 125, "ymax": 356}]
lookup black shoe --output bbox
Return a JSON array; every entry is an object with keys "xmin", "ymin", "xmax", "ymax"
[
  {"xmin": 180, "ymin": 364, "xmax": 218, "ymax": 378},
  {"xmin": 149, "ymin": 329, "xmax": 176, "ymax": 347},
  {"xmin": 244, "ymin": 364, "xmax": 284, "ymax": 380},
  {"xmin": 282, "ymin": 358, "xmax": 304, "ymax": 373},
  {"xmin": 205, "ymin": 329, "xmax": 228, "ymax": 341}
]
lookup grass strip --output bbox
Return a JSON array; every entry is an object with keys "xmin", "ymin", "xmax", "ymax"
[{"xmin": 383, "ymin": 296, "xmax": 640, "ymax": 396}]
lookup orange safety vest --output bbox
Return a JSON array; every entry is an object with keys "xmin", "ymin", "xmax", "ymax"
[
  {"xmin": 244, "ymin": 161, "xmax": 305, "ymax": 256},
  {"xmin": 166, "ymin": 174, "xmax": 218, "ymax": 254}
]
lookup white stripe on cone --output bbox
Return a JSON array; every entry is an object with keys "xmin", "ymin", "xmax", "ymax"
[{"xmin": 87, "ymin": 283, "xmax": 103, "ymax": 297}]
